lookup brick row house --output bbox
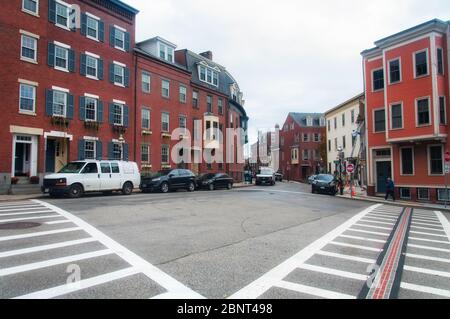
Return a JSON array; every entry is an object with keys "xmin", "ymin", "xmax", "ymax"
[
  {"xmin": 279, "ymin": 113, "xmax": 326, "ymax": 181},
  {"xmin": 362, "ymin": 19, "xmax": 449, "ymax": 203},
  {"xmin": 0, "ymin": 0, "xmax": 249, "ymax": 194}
]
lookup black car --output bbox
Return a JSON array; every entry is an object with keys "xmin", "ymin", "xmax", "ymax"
[
  {"xmin": 311, "ymin": 174, "xmax": 337, "ymax": 195},
  {"xmin": 140, "ymin": 169, "xmax": 196, "ymax": 193},
  {"xmin": 196, "ymin": 173, "xmax": 234, "ymax": 190},
  {"xmin": 275, "ymin": 172, "xmax": 283, "ymax": 182}
]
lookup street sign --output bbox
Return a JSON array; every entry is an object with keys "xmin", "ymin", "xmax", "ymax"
[
  {"xmin": 445, "ymin": 151, "xmax": 450, "ymax": 163},
  {"xmin": 445, "ymin": 164, "xmax": 450, "ymax": 174},
  {"xmin": 346, "ymin": 163, "xmax": 355, "ymax": 174}
]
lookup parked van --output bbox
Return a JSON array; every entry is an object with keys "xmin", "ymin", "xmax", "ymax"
[{"xmin": 42, "ymin": 160, "xmax": 140, "ymax": 198}]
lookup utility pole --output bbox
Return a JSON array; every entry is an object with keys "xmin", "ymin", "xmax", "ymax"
[{"xmin": 338, "ymin": 146, "xmax": 344, "ymax": 195}]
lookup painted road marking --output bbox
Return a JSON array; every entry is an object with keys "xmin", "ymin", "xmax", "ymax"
[
  {"xmin": 409, "ymin": 237, "xmax": 450, "ymax": 245},
  {"xmin": 403, "ymin": 265, "xmax": 450, "ymax": 278},
  {"xmin": 274, "ymin": 281, "xmax": 356, "ymax": 299},
  {"xmin": 406, "ymin": 253, "xmax": 450, "ymax": 264},
  {"xmin": 0, "ymin": 227, "xmax": 82, "ymax": 242},
  {"xmin": 329, "ymin": 241, "xmax": 383, "ymax": 252},
  {"xmin": 401, "ymin": 282, "xmax": 450, "ymax": 298},
  {"xmin": 410, "ymin": 225, "xmax": 445, "ymax": 232},
  {"xmin": 298, "ymin": 264, "xmax": 367, "ymax": 281},
  {"xmin": 338, "ymin": 234, "xmax": 386, "ymax": 244},
  {"xmin": 360, "ymin": 219, "xmax": 395, "ymax": 226},
  {"xmin": 0, "ymin": 210, "xmax": 53, "ymax": 217},
  {"xmin": 315, "ymin": 250, "xmax": 376, "ymax": 264},
  {"xmin": 365, "ymin": 215, "xmax": 397, "ymax": 221},
  {"xmin": 347, "ymin": 228, "xmax": 390, "ymax": 236},
  {"xmin": 413, "ymin": 216, "xmax": 439, "ymax": 222},
  {"xmin": 0, "ymin": 214, "xmax": 62, "ymax": 223},
  {"xmin": 45, "ymin": 220, "xmax": 72, "ymax": 225},
  {"xmin": 435, "ymin": 211, "xmax": 450, "ymax": 240},
  {"xmin": 0, "ymin": 237, "xmax": 97, "ymax": 258},
  {"xmin": 0, "ymin": 206, "xmax": 49, "ymax": 212},
  {"xmin": 408, "ymin": 243, "xmax": 450, "ymax": 253},
  {"xmin": 412, "ymin": 221, "xmax": 443, "ymax": 227},
  {"xmin": 354, "ymin": 223, "xmax": 392, "ymax": 231},
  {"xmin": 409, "ymin": 231, "xmax": 448, "ymax": 238}
]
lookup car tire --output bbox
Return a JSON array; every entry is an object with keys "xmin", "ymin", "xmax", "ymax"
[
  {"xmin": 122, "ymin": 182, "xmax": 133, "ymax": 196},
  {"xmin": 68, "ymin": 184, "xmax": 83, "ymax": 199},
  {"xmin": 208, "ymin": 183, "xmax": 214, "ymax": 191},
  {"xmin": 160, "ymin": 182, "xmax": 169, "ymax": 193},
  {"xmin": 188, "ymin": 181, "xmax": 195, "ymax": 192},
  {"xmin": 227, "ymin": 183, "xmax": 232, "ymax": 190}
]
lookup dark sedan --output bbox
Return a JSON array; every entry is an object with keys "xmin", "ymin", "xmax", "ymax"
[
  {"xmin": 196, "ymin": 173, "xmax": 234, "ymax": 190},
  {"xmin": 311, "ymin": 174, "xmax": 337, "ymax": 196},
  {"xmin": 140, "ymin": 169, "xmax": 196, "ymax": 193}
]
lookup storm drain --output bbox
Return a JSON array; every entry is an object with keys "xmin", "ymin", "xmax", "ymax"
[{"xmin": 0, "ymin": 222, "xmax": 42, "ymax": 230}]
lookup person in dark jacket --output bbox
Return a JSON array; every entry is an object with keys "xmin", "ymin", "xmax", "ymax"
[{"xmin": 385, "ymin": 178, "xmax": 395, "ymax": 201}]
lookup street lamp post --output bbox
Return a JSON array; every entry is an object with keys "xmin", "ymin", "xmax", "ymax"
[{"xmin": 338, "ymin": 147, "xmax": 344, "ymax": 195}]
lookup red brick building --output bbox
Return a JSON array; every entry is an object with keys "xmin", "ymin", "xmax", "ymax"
[
  {"xmin": 362, "ymin": 19, "xmax": 449, "ymax": 203},
  {"xmin": 279, "ymin": 113, "xmax": 326, "ymax": 181}
]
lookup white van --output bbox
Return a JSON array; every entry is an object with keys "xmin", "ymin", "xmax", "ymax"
[{"xmin": 42, "ymin": 160, "xmax": 141, "ymax": 198}]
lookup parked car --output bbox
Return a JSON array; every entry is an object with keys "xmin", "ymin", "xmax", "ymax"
[
  {"xmin": 140, "ymin": 169, "xmax": 196, "ymax": 193},
  {"xmin": 196, "ymin": 173, "xmax": 234, "ymax": 190},
  {"xmin": 42, "ymin": 160, "xmax": 140, "ymax": 198},
  {"xmin": 308, "ymin": 175, "xmax": 318, "ymax": 184},
  {"xmin": 275, "ymin": 172, "xmax": 283, "ymax": 182},
  {"xmin": 311, "ymin": 174, "xmax": 337, "ymax": 195},
  {"xmin": 256, "ymin": 167, "xmax": 276, "ymax": 186}
]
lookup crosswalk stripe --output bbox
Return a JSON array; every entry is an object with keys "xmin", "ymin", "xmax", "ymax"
[
  {"xmin": 404, "ymin": 265, "xmax": 450, "ymax": 278},
  {"xmin": 411, "ymin": 225, "xmax": 445, "ymax": 232},
  {"xmin": 408, "ymin": 244, "xmax": 450, "ymax": 253},
  {"xmin": 354, "ymin": 223, "xmax": 392, "ymax": 231},
  {"xmin": 45, "ymin": 220, "xmax": 72, "ymax": 225},
  {"xmin": 339, "ymin": 234, "xmax": 386, "ymax": 243},
  {"xmin": 413, "ymin": 216, "xmax": 440, "ymax": 222},
  {"xmin": 412, "ymin": 221, "xmax": 443, "ymax": 227},
  {"xmin": 410, "ymin": 231, "xmax": 448, "ymax": 238},
  {"xmin": 347, "ymin": 228, "xmax": 390, "ymax": 236},
  {"xmin": 401, "ymin": 282, "xmax": 450, "ymax": 297},
  {"xmin": 408, "ymin": 237, "xmax": 450, "ymax": 244},
  {"xmin": 329, "ymin": 241, "xmax": 383, "ymax": 252},
  {"xmin": 316, "ymin": 250, "xmax": 376, "ymax": 264},
  {"xmin": 360, "ymin": 219, "xmax": 395, "ymax": 226},
  {"xmin": 14, "ymin": 267, "xmax": 140, "ymax": 299},
  {"xmin": 406, "ymin": 253, "xmax": 450, "ymax": 264},
  {"xmin": 274, "ymin": 280, "xmax": 355, "ymax": 299},
  {"xmin": 0, "ymin": 227, "xmax": 83, "ymax": 242},
  {"xmin": 365, "ymin": 215, "xmax": 397, "ymax": 221},
  {"xmin": 0, "ymin": 249, "xmax": 113, "ymax": 277},
  {"xmin": 298, "ymin": 263, "xmax": 367, "ymax": 281},
  {"xmin": 0, "ymin": 206, "xmax": 47, "ymax": 213},
  {"xmin": 0, "ymin": 215, "xmax": 62, "ymax": 223},
  {"xmin": 0, "ymin": 210, "xmax": 53, "ymax": 217},
  {"xmin": 0, "ymin": 238, "xmax": 97, "ymax": 258}
]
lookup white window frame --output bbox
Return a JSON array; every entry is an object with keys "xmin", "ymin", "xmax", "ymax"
[
  {"xmin": 388, "ymin": 57, "xmax": 402, "ymax": 85},
  {"xmin": 22, "ymin": 0, "xmax": 39, "ymax": 16},
  {"xmin": 84, "ymin": 96, "xmax": 97, "ymax": 122},
  {"xmin": 417, "ymin": 188, "xmax": 430, "ymax": 201},
  {"xmin": 389, "ymin": 102, "xmax": 404, "ymax": 130},
  {"xmin": 158, "ymin": 42, "xmax": 175, "ymax": 63},
  {"xmin": 437, "ymin": 47, "xmax": 444, "ymax": 75},
  {"xmin": 85, "ymin": 54, "xmax": 98, "ymax": 80},
  {"xmin": 54, "ymin": 43, "xmax": 69, "ymax": 72},
  {"xmin": 400, "ymin": 146, "xmax": 414, "ymax": 176},
  {"xmin": 197, "ymin": 63, "xmax": 219, "ymax": 87},
  {"xmin": 20, "ymin": 34, "xmax": 38, "ymax": 63},
  {"xmin": 415, "ymin": 96, "xmax": 431, "ymax": 127},
  {"xmin": 55, "ymin": 0, "xmax": 71, "ymax": 30},
  {"xmin": 112, "ymin": 103, "xmax": 124, "ymax": 126},
  {"xmin": 437, "ymin": 189, "xmax": 450, "ymax": 202},
  {"xmin": 141, "ymin": 144, "xmax": 150, "ymax": 164},
  {"xmin": 112, "ymin": 142, "xmax": 123, "ymax": 160},
  {"xmin": 141, "ymin": 108, "xmax": 151, "ymax": 130},
  {"xmin": 114, "ymin": 26, "xmax": 126, "ymax": 51},
  {"xmin": 303, "ymin": 133, "xmax": 309, "ymax": 142},
  {"xmin": 399, "ymin": 188, "xmax": 411, "ymax": 200},
  {"xmin": 161, "ymin": 79, "xmax": 170, "ymax": 98},
  {"xmin": 19, "ymin": 83, "xmax": 36, "ymax": 114},
  {"xmin": 84, "ymin": 139, "xmax": 96, "ymax": 159},
  {"xmin": 439, "ymin": 96, "xmax": 447, "ymax": 125},
  {"xmin": 313, "ymin": 133, "xmax": 320, "ymax": 143},
  {"xmin": 161, "ymin": 145, "xmax": 169, "ymax": 164},
  {"xmin": 113, "ymin": 62, "xmax": 125, "ymax": 87},
  {"xmin": 52, "ymin": 90, "xmax": 67, "ymax": 117},
  {"xmin": 371, "ymin": 67, "xmax": 384, "ymax": 92},
  {"xmin": 427, "ymin": 144, "xmax": 444, "ymax": 176},
  {"xmin": 373, "ymin": 107, "xmax": 386, "ymax": 133},
  {"xmin": 161, "ymin": 112, "xmax": 170, "ymax": 132},
  {"xmin": 319, "ymin": 117, "xmax": 325, "ymax": 127},
  {"xmin": 306, "ymin": 117, "xmax": 313, "ymax": 127},
  {"xmin": 413, "ymin": 48, "xmax": 429, "ymax": 79},
  {"xmin": 179, "ymin": 85, "xmax": 187, "ymax": 103},
  {"xmin": 302, "ymin": 149, "xmax": 309, "ymax": 161},
  {"xmin": 142, "ymin": 72, "xmax": 151, "ymax": 93},
  {"xmin": 86, "ymin": 13, "xmax": 99, "ymax": 41}
]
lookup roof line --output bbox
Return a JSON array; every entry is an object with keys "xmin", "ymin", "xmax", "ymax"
[{"xmin": 324, "ymin": 93, "xmax": 364, "ymax": 116}]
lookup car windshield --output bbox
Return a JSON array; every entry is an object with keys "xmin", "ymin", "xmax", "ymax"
[
  {"xmin": 260, "ymin": 168, "xmax": 273, "ymax": 175},
  {"xmin": 316, "ymin": 175, "xmax": 334, "ymax": 182},
  {"xmin": 58, "ymin": 162, "xmax": 86, "ymax": 174}
]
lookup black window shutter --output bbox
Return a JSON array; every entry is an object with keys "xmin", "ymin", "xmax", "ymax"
[
  {"xmin": 47, "ymin": 43, "xmax": 55, "ymax": 67},
  {"xmin": 80, "ymin": 13, "xmax": 87, "ymax": 36},
  {"xmin": 45, "ymin": 89, "xmax": 53, "ymax": 116},
  {"xmin": 79, "ymin": 96, "xmax": 86, "ymax": 120},
  {"xmin": 78, "ymin": 139, "xmax": 85, "ymax": 160},
  {"xmin": 80, "ymin": 54, "xmax": 87, "ymax": 76},
  {"xmin": 68, "ymin": 49, "xmax": 75, "ymax": 72},
  {"xmin": 48, "ymin": 0, "xmax": 56, "ymax": 23}
]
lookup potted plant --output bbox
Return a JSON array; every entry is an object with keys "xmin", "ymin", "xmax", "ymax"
[
  {"xmin": 30, "ymin": 176, "xmax": 40, "ymax": 184},
  {"xmin": 11, "ymin": 177, "xmax": 19, "ymax": 185}
]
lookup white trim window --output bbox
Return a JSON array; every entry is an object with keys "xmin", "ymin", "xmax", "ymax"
[
  {"xmin": 314, "ymin": 133, "xmax": 320, "ymax": 142},
  {"xmin": 21, "ymin": 34, "xmax": 38, "ymax": 63},
  {"xmin": 55, "ymin": 0, "xmax": 70, "ymax": 29},
  {"xmin": 372, "ymin": 68, "xmax": 384, "ymax": 91},
  {"xmin": 303, "ymin": 133, "xmax": 309, "ymax": 142},
  {"xmin": 141, "ymin": 144, "xmax": 150, "ymax": 163},
  {"xmin": 113, "ymin": 63, "xmax": 125, "ymax": 86},
  {"xmin": 374, "ymin": 109, "xmax": 386, "ymax": 132},
  {"xmin": 19, "ymin": 83, "xmax": 36, "ymax": 113},
  {"xmin": 112, "ymin": 103, "xmax": 123, "ymax": 126},
  {"xmin": 437, "ymin": 189, "xmax": 450, "ymax": 202},
  {"xmin": 84, "ymin": 140, "xmax": 96, "ymax": 159},
  {"xmin": 158, "ymin": 42, "xmax": 174, "ymax": 63},
  {"xmin": 428, "ymin": 145, "xmax": 443, "ymax": 175},
  {"xmin": 161, "ymin": 145, "xmax": 169, "ymax": 164},
  {"xmin": 417, "ymin": 188, "xmax": 430, "ymax": 201},
  {"xmin": 307, "ymin": 116, "xmax": 313, "ymax": 127},
  {"xmin": 86, "ymin": 15, "xmax": 99, "ymax": 41},
  {"xmin": 179, "ymin": 85, "xmax": 187, "ymax": 103},
  {"xmin": 198, "ymin": 63, "xmax": 219, "ymax": 87},
  {"xmin": 414, "ymin": 49, "xmax": 429, "ymax": 78},
  {"xmin": 86, "ymin": 55, "xmax": 98, "ymax": 79},
  {"xmin": 416, "ymin": 98, "xmax": 430, "ymax": 126},
  {"xmin": 437, "ymin": 48, "xmax": 444, "ymax": 75},
  {"xmin": 162, "ymin": 79, "xmax": 170, "ymax": 98},
  {"xmin": 400, "ymin": 147, "xmax": 414, "ymax": 175},
  {"xmin": 440, "ymin": 96, "xmax": 447, "ymax": 125},
  {"xmin": 351, "ymin": 110, "xmax": 355, "ymax": 124},
  {"xmin": 192, "ymin": 91, "xmax": 199, "ymax": 108},
  {"xmin": 114, "ymin": 28, "xmax": 125, "ymax": 51},
  {"xmin": 218, "ymin": 98, "xmax": 223, "ymax": 114},
  {"xmin": 399, "ymin": 188, "xmax": 411, "ymax": 200},
  {"xmin": 53, "ymin": 90, "xmax": 67, "ymax": 117},
  {"xmin": 302, "ymin": 149, "xmax": 309, "ymax": 161},
  {"xmin": 388, "ymin": 58, "xmax": 401, "ymax": 84},
  {"xmin": 55, "ymin": 45, "xmax": 69, "ymax": 71},
  {"xmin": 142, "ymin": 72, "xmax": 151, "ymax": 93},
  {"xmin": 320, "ymin": 117, "xmax": 326, "ymax": 127},
  {"xmin": 390, "ymin": 103, "xmax": 403, "ymax": 129},
  {"xmin": 85, "ymin": 97, "xmax": 97, "ymax": 121},
  {"xmin": 179, "ymin": 115, "xmax": 187, "ymax": 134},
  {"xmin": 161, "ymin": 112, "xmax": 170, "ymax": 132},
  {"xmin": 22, "ymin": 0, "xmax": 39, "ymax": 15},
  {"xmin": 141, "ymin": 108, "xmax": 150, "ymax": 130},
  {"xmin": 112, "ymin": 142, "xmax": 122, "ymax": 160}
]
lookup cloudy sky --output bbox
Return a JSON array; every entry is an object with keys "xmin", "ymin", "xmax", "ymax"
[{"xmin": 125, "ymin": 0, "xmax": 449, "ymax": 144}]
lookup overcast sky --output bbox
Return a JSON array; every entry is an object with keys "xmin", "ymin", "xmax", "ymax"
[{"xmin": 125, "ymin": 0, "xmax": 449, "ymax": 144}]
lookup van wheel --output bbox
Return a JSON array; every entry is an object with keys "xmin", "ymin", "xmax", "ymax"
[
  {"xmin": 161, "ymin": 182, "xmax": 169, "ymax": 193},
  {"xmin": 208, "ymin": 183, "xmax": 214, "ymax": 191},
  {"xmin": 122, "ymin": 182, "xmax": 133, "ymax": 195},
  {"xmin": 188, "ymin": 182, "xmax": 195, "ymax": 192},
  {"xmin": 68, "ymin": 184, "xmax": 83, "ymax": 198},
  {"xmin": 227, "ymin": 183, "xmax": 232, "ymax": 190}
]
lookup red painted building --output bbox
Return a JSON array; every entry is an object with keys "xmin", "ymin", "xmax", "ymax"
[
  {"xmin": 279, "ymin": 113, "xmax": 326, "ymax": 181},
  {"xmin": 362, "ymin": 19, "xmax": 450, "ymax": 203}
]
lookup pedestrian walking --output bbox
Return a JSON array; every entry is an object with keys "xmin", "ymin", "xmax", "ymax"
[{"xmin": 385, "ymin": 177, "xmax": 395, "ymax": 201}]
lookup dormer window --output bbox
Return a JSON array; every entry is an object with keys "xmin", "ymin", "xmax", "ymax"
[
  {"xmin": 306, "ymin": 117, "xmax": 313, "ymax": 127},
  {"xmin": 320, "ymin": 117, "xmax": 326, "ymax": 127},
  {"xmin": 158, "ymin": 42, "xmax": 174, "ymax": 63},
  {"xmin": 198, "ymin": 62, "xmax": 219, "ymax": 87}
]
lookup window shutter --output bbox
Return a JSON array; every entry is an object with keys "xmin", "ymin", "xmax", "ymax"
[
  {"xmin": 80, "ymin": 13, "xmax": 87, "ymax": 36},
  {"xmin": 80, "ymin": 54, "xmax": 87, "ymax": 76},
  {"xmin": 124, "ymin": 67, "xmax": 130, "ymax": 87},
  {"xmin": 70, "ymin": 8, "xmax": 76, "ymax": 32},
  {"xmin": 108, "ymin": 142, "xmax": 114, "ymax": 160},
  {"xmin": 47, "ymin": 43, "xmax": 55, "ymax": 67},
  {"xmin": 67, "ymin": 94, "xmax": 74, "ymax": 119},
  {"xmin": 123, "ymin": 143, "xmax": 129, "ymax": 161},
  {"xmin": 68, "ymin": 49, "xmax": 75, "ymax": 72},
  {"xmin": 97, "ymin": 100, "xmax": 103, "ymax": 122},
  {"xmin": 79, "ymin": 96, "xmax": 86, "ymax": 120},
  {"xmin": 125, "ymin": 32, "xmax": 130, "ymax": 52},
  {"xmin": 109, "ymin": 26, "xmax": 115, "ymax": 47},
  {"xmin": 96, "ymin": 141, "xmax": 103, "ymax": 160},
  {"xmin": 109, "ymin": 63, "xmax": 114, "ymax": 83},
  {"xmin": 48, "ymin": 0, "xmax": 56, "ymax": 23},
  {"xmin": 109, "ymin": 103, "xmax": 114, "ymax": 124},
  {"xmin": 78, "ymin": 139, "xmax": 85, "ymax": 160},
  {"xmin": 99, "ymin": 21, "xmax": 105, "ymax": 42},
  {"xmin": 98, "ymin": 59, "xmax": 104, "ymax": 80},
  {"xmin": 45, "ymin": 89, "xmax": 53, "ymax": 116},
  {"xmin": 123, "ymin": 105, "xmax": 129, "ymax": 127}
]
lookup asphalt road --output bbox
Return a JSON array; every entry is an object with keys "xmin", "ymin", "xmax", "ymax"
[{"xmin": 1, "ymin": 182, "xmax": 449, "ymax": 299}]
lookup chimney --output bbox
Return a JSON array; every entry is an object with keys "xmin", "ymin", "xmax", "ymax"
[{"xmin": 199, "ymin": 51, "xmax": 213, "ymax": 61}]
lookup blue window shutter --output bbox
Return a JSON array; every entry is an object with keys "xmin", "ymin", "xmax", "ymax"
[
  {"xmin": 97, "ymin": 100, "xmax": 103, "ymax": 122},
  {"xmin": 45, "ymin": 89, "xmax": 53, "ymax": 116},
  {"xmin": 67, "ymin": 94, "xmax": 74, "ymax": 119},
  {"xmin": 70, "ymin": 8, "xmax": 76, "ymax": 31},
  {"xmin": 123, "ymin": 143, "xmax": 129, "ymax": 161},
  {"xmin": 98, "ymin": 59, "xmax": 104, "ymax": 80},
  {"xmin": 124, "ymin": 67, "xmax": 130, "ymax": 87},
  {"xmin": 80, "ymin": 13, "xmax": 87, "ymax": 36},
  {"xmin": 47, "ymin": 43, "xmax": 55, "ymax": 67},
  {"xmin": 109, "ymin": 63, "xmax": 114, "ymax": 83},
  {"xmin": 125, "ymin": 32, "xmax": 130, "ymax": 52},
  {"xmin": 78, "ymin": 139, "xmax": 85, "ymax": 160},
  {"xmin": 108, "ymin": 142, "xmax": 114, "ymax": 160},
  {"xmin": 109, "ymin": 103, "xmax": 114, "ymax": 124},
  {"xmin": 79, "ymin": 97, "xmax": 86, "ymax": 120},
  {"xmin": 123, "ymin": 105, "xmax": 129, "ymax": 127},
  {"xmin": 68, "ymin": 49, "xmax": 75, "ymax": 72},
  {"xmin": 109, "ymin": 26, "xmax": 115, "ymax": 47},
  {"xmin": 99, "ymin": 21, "xmax": 105, "ymax": 42},
  {"xmin": 96, "ymin": 141, "xmax": 103, "ymax": 160},
  {"xmin": 48, "ymin": 0, "xmax": 56, "ymax": 23},
  {"xmin": 80, "ymin": 54, "xmax": 86, "ymax": 76}
]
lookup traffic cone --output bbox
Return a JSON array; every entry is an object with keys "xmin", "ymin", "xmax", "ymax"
[{"xmin": 351, "ymin": 186, "xmax": 356, "ymax": 197}]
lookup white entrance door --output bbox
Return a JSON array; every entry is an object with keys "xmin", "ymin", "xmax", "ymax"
[{"xmin": 12, "ymin": 135, "xmax": 38, "ymax": 178}]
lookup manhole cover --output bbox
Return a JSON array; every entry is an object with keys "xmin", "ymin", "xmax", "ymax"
[{"xmin": 0, "ymin": 222, "xmax": 41, "ymax": 230}]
